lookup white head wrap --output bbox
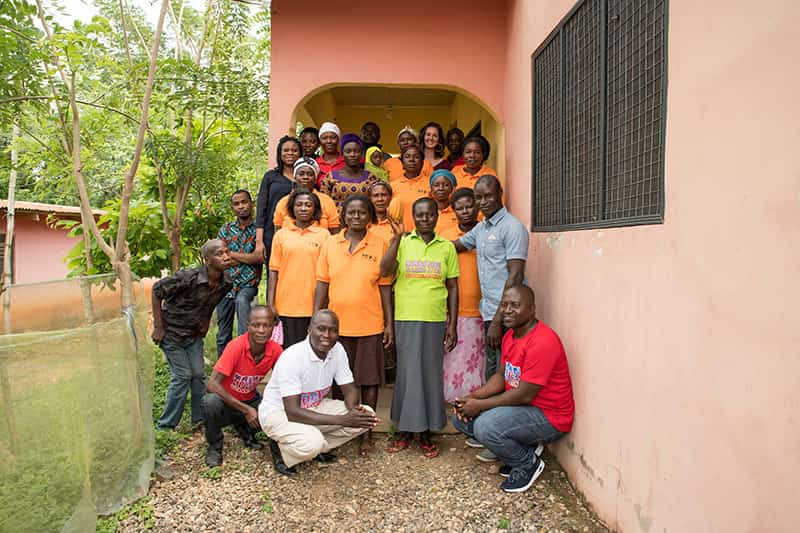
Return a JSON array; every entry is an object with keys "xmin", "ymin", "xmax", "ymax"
[
  {"xmin": 397, "ymin": 125, "xmax": 419, "ymax": 139},
  {"xmin": 293, "ymin": 156, "xmax": 320, "ymax": 178},
  {"xmin": 318, "ymin": 122, "xmax": 341, "ymax": 139}
]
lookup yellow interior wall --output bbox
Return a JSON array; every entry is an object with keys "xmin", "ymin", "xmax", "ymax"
[{"xmin": 295, "ymin": 89, "xmax": 503, "ymax": 182}]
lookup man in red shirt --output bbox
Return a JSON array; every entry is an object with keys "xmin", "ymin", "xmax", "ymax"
[
  {"xmin": 203, "ymin": 305, "xmax": 283, "ymax": 467},
  {"xmin": 452, "ymin": 285, "xmax": 574, "ymax": 493}
]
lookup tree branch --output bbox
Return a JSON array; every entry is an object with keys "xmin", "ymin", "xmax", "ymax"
[{"xmin": 0, "ymin": 96, "xmax": 142, "ymax": 125}]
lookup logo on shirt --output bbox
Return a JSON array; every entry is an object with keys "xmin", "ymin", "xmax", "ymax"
[
  {"xmin": 300, "ymin": 386, "xmax": 331, "ymax": 409},
  {"xmin": 230, "ymin": 373, "xmax": 264, "ymax": 394},
  {"xmin": 361, "ymin": 252, "xmax": 377, "ymax": 262},
  {"xmin": 405, "ymin": 260, "xmax": 441, "ymax": 279},
  {"xmin": 504, "ymin": 362, "xmax": 521, "ymax": 388}
]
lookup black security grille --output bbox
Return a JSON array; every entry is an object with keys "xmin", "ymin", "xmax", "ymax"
[{"xmin": 531, "ymin": 0, "xmax": 667, "ymax": 231}]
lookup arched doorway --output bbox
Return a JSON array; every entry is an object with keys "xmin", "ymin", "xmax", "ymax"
[{"xmin": 290, "ymin": 84, "xmax": 505, "ymax": 182}]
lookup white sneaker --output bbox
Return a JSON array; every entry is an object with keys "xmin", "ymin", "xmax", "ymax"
[
  {"xmin": 534, "ymin": 443, "xmax": 544, "ymax": 457},
  {"xmin": 475, "ymin": 448, "xmax": 498, "ymax": 462},
  {"xmin": 465, "ymin": 437, "xmax": 484, "ymax": 448}
]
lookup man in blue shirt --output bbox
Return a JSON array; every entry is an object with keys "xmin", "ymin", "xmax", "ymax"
[
  {"xmin": 216, "ymin": 189, "xmax": 263, "ymax": 357},
  {"xmin": 453, "ymin": 175, "xmax": 529, "ymax": 459}
]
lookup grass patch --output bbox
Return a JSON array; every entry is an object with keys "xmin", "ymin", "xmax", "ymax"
[
  {"xmin": 261, "ymin": 492, "xmax": 273, "ymax": 514},
  {"xmin": 498, "ymin": 517, "xmax": 511, "ymax": 529},
  {"xmin": 202, "ymin": 466, "xmax": 223, "ymax": 480},
  {"xmin": 95, "ymin": 498, "xmax": 155, "ymax": 532}
]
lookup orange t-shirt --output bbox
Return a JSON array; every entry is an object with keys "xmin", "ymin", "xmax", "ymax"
[
  {"xmin": 368, "ymin": 218, "xmax": 394, "ymax": 244},
  {"xmin": 385, "ymin": 157, "xmax": 434, "ymax": 183},
  {"xmin": 268, "ymin": 223, "xmax": 329, "ymax": 317},
  {"xmin": 316, "ymin": 232, "xmax": 392, "ymax": 337},
  {"xmin": 272, "ymin": 190, "xmax": 340, "ymax": 230},
  {"xmin": 440, "ymin": 225, "xmax": 481, "ymax": 318},
  {"xmin": 393, "ymin": 175, "xmax": 431, "ymax": 230},
  {"xmin": 452, "ymin": 164, "xmax": 499, "ymax": 190},
  {"xmin": 435, "ymin": 206, "xmax": 459, "ymax": 235}
]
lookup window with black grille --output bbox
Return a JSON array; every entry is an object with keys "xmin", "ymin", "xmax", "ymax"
[{"xmin": 531, "ymin": 0, "xmax": 667, "ymax": 231}]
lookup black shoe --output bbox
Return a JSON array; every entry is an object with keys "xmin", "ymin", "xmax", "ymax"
[
  {"xmin": 205, "ymin": 448, "xmax": 222, "ymax": 467},
  {"xmin": 313, "ymin": 452, "xmax": 338, "ymax": 464},
  {"xmin": 269, "ymin": 439, "xmax": 296, "ymax": 476},
  {"xmin": 242, "ymin": 434, "xmax": 264, "ymax": 450}
]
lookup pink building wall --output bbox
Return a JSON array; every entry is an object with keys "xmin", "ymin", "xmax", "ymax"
[
  {"xmin": 270, "ymin": 1, "xmax": 800, "ymax": 530},
  {"xmin": 503, "ymin": 1, "xmax": 800, "ymax": 531},
  {"xmin": 0, "ymin": 213, "xmax": 79, "ymax": 284},
  {"xmin": 268, "ymin": 0, "xmax": 509, "ymax": 163}
]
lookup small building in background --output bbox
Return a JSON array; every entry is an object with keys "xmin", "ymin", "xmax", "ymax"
[{"xmin": 0, "ymin": 200, "xmax": 104, "ymax": 285}]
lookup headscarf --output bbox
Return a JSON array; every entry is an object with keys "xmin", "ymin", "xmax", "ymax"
[
  {"xmin": 339, "ymin": 133, "xmax": 364, "ymax": 152},
  {"xmin": 319, "ymin": 122, "xmax": 341, "ymax": 139},
  {"xmin": 429, "ymin": 168, "xmax": 456, "ymax": 188},
  {"xmin": 365, "ymin": 146, "xmax": 389, "ymax": 182},
  {"xmin": 397, "ymin": 125, "xmax": 419, "ymax": 140},
  {"xmin": 293, "ymin": 156, "xmax": 320, "ymax": 178}
]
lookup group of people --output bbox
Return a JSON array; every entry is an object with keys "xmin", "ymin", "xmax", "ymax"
[{"xmin": 151, "ymin": 121, "xmax": 575, "ymax": 493}]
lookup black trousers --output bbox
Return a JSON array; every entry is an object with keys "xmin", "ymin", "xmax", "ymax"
[
  {"xmin": 203, "ymin": 392, "xmax": 261, "ymax": 452},
  {"xmin": 281, "ymin": 316, "xmax": 311, "ymax": 349}
]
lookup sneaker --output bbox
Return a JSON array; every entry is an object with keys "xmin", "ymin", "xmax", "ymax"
[
  {"xmin": 268, "ymin": 439, "xmax": 297, "ymax": 477},
  {"xmin": 499, "ymin": 445, "xmax": 544, "ymax": 478},
  {"xmin": 313, "ymin": 452, "xmax": 338, "ymax": 464},
  {"xmin": 205, "ymin": 448, "xmax": 222, "ymax": 467},
  {"xmin": 475, "ymin": 448, "xmax": 498, "ymax": 462},
  {"xmin": 501, "ymin": 457, "xmax": 545, "ymax": 493},
  {"xmin": 242, "ymin": 434, "xmax": 264, "ymax": 450},
  {"xmin": 465, "ymin": 437, "xmax": 484, "ymax": 448}
]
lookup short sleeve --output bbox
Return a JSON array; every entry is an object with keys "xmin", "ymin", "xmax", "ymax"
[
  {"xmin": 322, "ymin": 196, "xmax": 340, "ymax": 228},
  {"xmin": 459, "ymin": 224, "xmax": 479, "ymax": 250},
  {"xmin": 268, "ymin": 231, "xmax": 284, "ymax": 270},
  {"xmin": 152, "ymin": 270, "xmax": 190, "ymax": 300},
  {"xmin": 504, "ymin": 221, "xmax": 530, "ymax": 261},
  {"xmin": 377, "ymin": 239, "xmax": 393, "ymax": 286},
  {"xmin": 521, "ymin": 331, "xmax": 559, "ymax": 387},
  {"xmin": 332, "ymin": 345, "xmax": 355, "ymax": 386},
  {"xmin": 316, "ymin": 239, "xmax": 331, "ymax": 283},
  {"xmin": 217, "ymin": 223, "xmax": 227, "ymax": 242},
  {"xmin": 275, "ymin": 356, "xmax": 303, "ymax": 397},
  {"xmin": 444, "ymin": 242, "xmax": 459, "ymax": 279},
  {"xmin": 264, "ymin": 341, "xmax": 283, "ymax": 373},
  {"xmin": 273, "ymin": 197, "xmax": 287, "ymax": 229},
  {"xmin": 214, "ymin": 341, "xmax": 239, "ymax": 377}
]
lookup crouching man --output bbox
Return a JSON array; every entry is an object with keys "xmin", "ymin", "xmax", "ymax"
[
  {"xmin": 203, "ymin": 305, "xmax": 283, "ymax": 466},
  {"xmin": 258, "ymin": 310, "xmax": 379, "ymax": 476},
  {"xmin": 452, "ymin": 285, "xmax": 574, "ymax": 493}
]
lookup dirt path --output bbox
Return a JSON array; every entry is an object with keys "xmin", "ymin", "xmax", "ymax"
[{"xmin": 139, "ymin": 432, "xmax": 608, "ymax": 532}]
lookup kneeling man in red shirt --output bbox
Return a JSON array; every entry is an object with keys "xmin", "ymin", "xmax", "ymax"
[
  {"xmin": 204, "ymin": 305, "xmax": 283, "ymax": 466},
  {"xmin": 452, "ymin": 285, "xmax": 574, "ymax": 493}
]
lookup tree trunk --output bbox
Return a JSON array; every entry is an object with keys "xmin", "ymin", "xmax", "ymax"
[
  {"xmin": 169, "ymin": 227, "xmax": 181, "ymax": 273},
  {"xmin": 3, "ymin": 121, "xmax": 19, "ymax": 334}
]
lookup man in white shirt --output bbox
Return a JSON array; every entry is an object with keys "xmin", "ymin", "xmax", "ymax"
[{"xmin": 259, "ymin": 310, "xmax": 380, "ymax": 476}]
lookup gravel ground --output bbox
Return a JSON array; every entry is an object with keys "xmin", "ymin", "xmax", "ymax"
[{"xmin": 134, "ymin": 430, "xmax": 608, "ymax": 532}]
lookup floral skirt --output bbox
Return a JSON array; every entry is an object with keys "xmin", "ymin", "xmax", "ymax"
[{"xmin": 442, "ymin": 316, "xmax": 486, "ymax": 403}]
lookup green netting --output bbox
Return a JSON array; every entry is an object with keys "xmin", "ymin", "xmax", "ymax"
[{"xmin": 0, "ymin": 276, "xmax": 154, "ymax": 533}]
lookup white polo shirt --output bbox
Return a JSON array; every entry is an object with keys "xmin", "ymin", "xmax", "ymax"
[{"xmin": 259, "ymin": 337, "xmax": 354, "ymax": 417}]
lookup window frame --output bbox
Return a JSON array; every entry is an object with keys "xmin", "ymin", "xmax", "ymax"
[{"xmin": 530, "ymin": 0, "xmax": 669, "ymax": 233}]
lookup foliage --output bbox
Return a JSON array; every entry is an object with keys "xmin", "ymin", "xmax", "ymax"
[
  {"xmin": 498, "ymin": 517, "xmax": 511, "ymax": 529},
  {"xmin": 0, "ymin": 0, "xmax": 270, "ymax": 273},
  {"xmin": 202, "ymin": 466, "xmax": 223, "ymax": 480},
  {"xmin": 95, "ymin": 497, "xmax": 156, "ymax": 532},
  {"xmin": 261, "ymin": 492, "xmax": 273, "ymax": 514}
]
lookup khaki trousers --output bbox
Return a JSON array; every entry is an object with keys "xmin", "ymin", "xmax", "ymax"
[{"xmin": 261, "ymin": 399, "xmax": 372, "ymax": 467}]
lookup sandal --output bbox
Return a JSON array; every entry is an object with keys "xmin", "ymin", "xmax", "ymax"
[
  {"xmin": 419, "ymin": 441, "xmax": 440, "ymax": 459},
  {"xmin": 386, "ymin": 438, "xmax": 410, "ymax": 453}
]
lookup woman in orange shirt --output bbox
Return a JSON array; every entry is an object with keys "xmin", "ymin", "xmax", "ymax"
[
  {"xmin": 367, "ymin": 181, "xmax": 394, "ymax": 243},
  {"xmin": 452, "ymin": 135, "xmax": 497, "ymax": 190},
  {"xmin": 430, "ymin": 169, "xmax": 458, "ymax": 235},
  {"xmin": 438, "ymin": 187, "xmax": 484, "ymax": 402},
  {"xmin": 392, "ymin": 144, "xmax": 431, "ymax": 230},
  {"xmin": 268, "ymin": 189, "xmax": 329, "ymax": 348},
  {"xmin": 314, "ymin": 194, "xmax": 393, "ymax": 455},
  {"xmin": 385, "ymin": 126, "xmax": 433, "ymax": 182},
  {"xmin": 273, "ymin": 157, "xmax": 340, "ymax": 233},
  {"xmin": 420, "ymin": 121, "xmax": 450, "ymax": 171}
]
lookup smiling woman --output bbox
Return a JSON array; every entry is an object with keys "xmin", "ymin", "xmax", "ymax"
[{"xmin": 320, "ymin": 134, "xmax": 378, "ymax": 210}]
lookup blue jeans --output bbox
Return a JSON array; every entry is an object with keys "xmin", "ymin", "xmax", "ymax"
[
  {"xmin": 157, "ymin": 337, "xmax": 206, "ymax": 429},
  {"xmin": 452, "ymin": 405, "xmax": 563, "ymax": 469},
  {"xmin": 215, "ymin": 286, "xmax": 257, "ymax": 358}
]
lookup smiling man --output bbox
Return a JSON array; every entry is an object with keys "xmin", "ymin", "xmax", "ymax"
[
  {"xmin": 203, "ymin": 306, "xmax": 282, "ymax": 467},
  {"xmin": 451, "ymin": 285, "xmax": 574, "ymax": 493},
  {"xmin": 258, "ymin": 310, "xmax": 380, "ymax": 476}
]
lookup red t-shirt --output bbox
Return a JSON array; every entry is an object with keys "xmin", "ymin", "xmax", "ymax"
[
  {"xmin": 315, "ymin": 155, "xmax": 345, "ymax": 187},
  {"xmin": 214, "ymin": 333, "xmax": 283, "ymax": 402},
  {"xmin": 501, "ymin": 322, "xmax": 575, "ymax": 432}
]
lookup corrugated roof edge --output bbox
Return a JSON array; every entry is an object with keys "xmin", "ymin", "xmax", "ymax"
[{"xmin": 0, "ymin": 200, "xmax": 105, "ymax": 217}]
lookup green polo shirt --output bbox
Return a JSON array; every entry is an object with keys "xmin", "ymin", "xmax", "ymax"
[{"xmin": 395, "ymin": 231, "xmax": 460, "ymax": 322}]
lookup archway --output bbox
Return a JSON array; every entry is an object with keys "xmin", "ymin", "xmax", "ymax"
[{"xmin": 289, "ymin": 84, "xmax": 505, "ymax": 182}]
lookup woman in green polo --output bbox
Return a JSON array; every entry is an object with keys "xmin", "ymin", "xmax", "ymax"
[{"xmin": 380, "ymin": 197, "xmax": 459, "ymax": 459}]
